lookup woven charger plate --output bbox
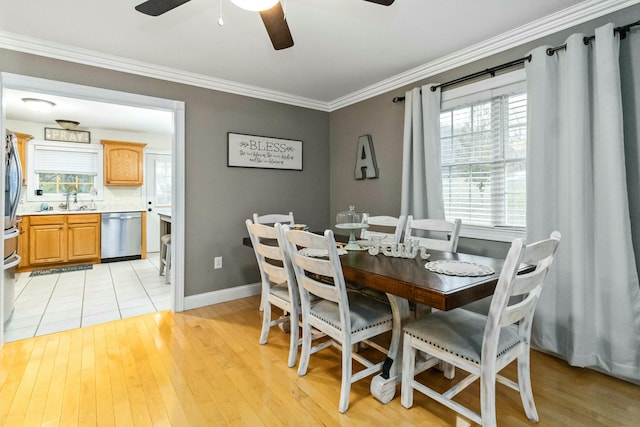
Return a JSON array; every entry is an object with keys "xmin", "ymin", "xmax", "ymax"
[{"xmin": 425, "ymin": 260, "xmax": 495, "ymax": 277}]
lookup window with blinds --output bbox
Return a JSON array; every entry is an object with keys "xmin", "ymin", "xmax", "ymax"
[
  {"xmin": 33, "ymin": 146, "xmax": 98, "ymax": 194},
  {"xmin": 440, "ymin": 91, "xmax": 527, "ymax": 229},
  {"xmin": 26, "ymin": 141, "xmax": 104, "ymax": 202}
]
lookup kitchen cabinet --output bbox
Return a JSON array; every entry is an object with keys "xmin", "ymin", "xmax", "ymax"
[
  {"xmin": 101, "ymin": 140, "xmax": 147, "ymax": 186},
  {"xmin": 67, "ymin": 214, "xmax": 101, "ymax": 261},
  {"xmin": 20, "ymin": 213, "xmax": 101, "ymax": 271},
  {"xmin": 29, "ymin": 215, "xmax": 67, "ymax": 265},
  {"xmin": 14, "ymin": 132, "xmax": 33, "ymax": 185}
]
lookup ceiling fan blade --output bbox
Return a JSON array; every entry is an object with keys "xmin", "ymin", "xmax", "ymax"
[
  {"xmin": 135, "ymin": 0, "xmax": 192, "ymax": 16},
  {"xmin": 363, "ymin": 0, "xmax": 395, "ymax": 5},
  {"xmin": 259, "ymin": 2, "xmax": 294, "ymax": 51}
]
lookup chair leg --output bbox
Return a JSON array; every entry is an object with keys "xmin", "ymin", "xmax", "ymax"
[
  {"xmin": 259, "ymin": 301, "xmax": 271, "ymax": 345},
  {"xmin": 441, "ymin": 361, "xmax": 456, "ymax": 379},
  {"xmin": 517, "ymin": 352, "xmax": 539, "ymax": 422},
  {"xmin": 287, "ymin": 309, "xmax": 299, "ymax": 368},
  {"xmin": 297, "ymin": 318, "xmax": 312, "ymax": 377},
  {"xmin": 401, "ymin": 334, "xmax": 416, "ymax": 409},
  {"xmin": 159, "ymin": 243, "xmax": 166, "ymax": 276},
  {"xmin": 480, "ymin": 369, "xmax": 497, "ymax": 427},
  {"xmin": 164, "ymin": 243, "xmax": 171, "ymax": 284},
  {"xmin": 338, "ymin": 336, "xmax": 353, "ymax": 413}
]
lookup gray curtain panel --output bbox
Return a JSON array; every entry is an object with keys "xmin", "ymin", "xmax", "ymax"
[
  {"xmin": 400, "ymin": 86, "xmax": 445, "ymax": 220},
  {"xmin": 525, "ymin": 23, "xmax": 640, "ymax": 384}
]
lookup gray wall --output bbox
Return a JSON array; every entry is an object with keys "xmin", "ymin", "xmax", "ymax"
[
  {"xmin": 328, "ymin": 3, "xmax": 640, "ymax": 260},
  {"xmin": 0, "ymin": 49, "xmax": 330, "ymax": 296}
]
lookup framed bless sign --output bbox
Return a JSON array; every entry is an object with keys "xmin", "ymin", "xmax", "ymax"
[{"xmin": 227, "ymin": 132, "xmax": 302, "ymax": 171}]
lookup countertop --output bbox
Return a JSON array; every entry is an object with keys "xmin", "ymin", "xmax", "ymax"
[{"xmin": 19, "ymin": 208, "xmax": 146, "ymax": 216}]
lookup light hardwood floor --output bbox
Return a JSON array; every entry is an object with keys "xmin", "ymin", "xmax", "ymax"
[{"xmin": 1, "ymin": 295, "xmax": 639, "ymax": 426}]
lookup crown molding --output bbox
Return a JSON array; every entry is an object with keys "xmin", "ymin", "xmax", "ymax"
[
  {"xmin": 0, "ymin": 31, "xmax": 330, "ymax": 112},
  {"xmin": 328, "ymin": 0, "xmax": 640, "ymax": 111},
  {"xmin": 0, "ymin": 0, "xmax": 638, "ymax": 113}
]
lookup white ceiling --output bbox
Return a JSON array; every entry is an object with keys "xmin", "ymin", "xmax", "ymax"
[
  {"xmin": 3, "ymin": 88, "xmax": 175, "ymax": 134},
  {"xmin": 1, "ymin": 0, "xmax": 637, "ymax": 133}
]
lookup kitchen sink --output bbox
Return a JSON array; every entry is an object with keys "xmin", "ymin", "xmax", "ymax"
[
  {"xmin": 39, "ymin": 205, "xmax": 98, "ymax": 213},
  {"xmin": 67, "ymin": 205, "xmax": 97, "ymax": 211}
]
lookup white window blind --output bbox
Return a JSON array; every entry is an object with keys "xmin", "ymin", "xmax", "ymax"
[
  {"xmin": 440, "ymin": 91, "xmax": 527, "ymax": 228},
  {"xmin": 33, "ymin": 146, "xmax": 98, "ymax": 175}
]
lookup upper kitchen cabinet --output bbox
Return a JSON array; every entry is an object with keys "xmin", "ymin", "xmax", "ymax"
[
  {"xmin": 14, "ymin": 132, "xmax": 34, "ymax": 184},
  {"xmin": 101, "ymin": 140, "xmax": 147, "ymax": 186}
]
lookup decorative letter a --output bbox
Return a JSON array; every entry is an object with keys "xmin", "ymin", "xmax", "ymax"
[{"xmin": 354, "ymin": 134, "xmax": 379, "ymax": 180}]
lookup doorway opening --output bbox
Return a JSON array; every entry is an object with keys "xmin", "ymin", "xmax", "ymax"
[{"xmin": 0, "ymin": 73, "xmax": 185, "ymax": 345}]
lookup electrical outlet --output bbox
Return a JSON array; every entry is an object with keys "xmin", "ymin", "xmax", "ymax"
[{"xmin": 214, "ymin": 256, "xmax": 222, "ymax": 269}]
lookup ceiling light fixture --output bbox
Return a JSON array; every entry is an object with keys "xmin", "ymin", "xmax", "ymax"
[
  {"xmin": 55, "ymin": 119, "xmax": 80, "ymax": 130},
  {"xmin": 22, "ymin": 98, "xmax": 56, "ymax": 112},
  {"xmin": 230, "ymin": 0, "xmax": 279, "ymax": 12}
]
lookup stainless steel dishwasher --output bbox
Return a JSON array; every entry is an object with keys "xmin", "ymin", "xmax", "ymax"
[{"xmin": 101, "ymin": 212, "xmax": 142, "ymax": 262}]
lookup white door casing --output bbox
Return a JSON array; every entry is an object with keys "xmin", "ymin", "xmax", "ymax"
[{"xmin": 145, "ymin": 153, "xmax": 172, "ymax": 252}]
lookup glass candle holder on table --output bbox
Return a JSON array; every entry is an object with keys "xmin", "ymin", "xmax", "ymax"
[{"xmin": 335, "ymin": 206, "xmax": 368, "ymax": 251}]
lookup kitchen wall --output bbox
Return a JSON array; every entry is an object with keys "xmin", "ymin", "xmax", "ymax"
[{"xmin": 7, "ymin": 118, "xmax": 172, "ymax": 213}]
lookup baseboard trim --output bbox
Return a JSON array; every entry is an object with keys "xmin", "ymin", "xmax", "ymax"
[{"xmin": 183, "ymin": 282, "xmax": 261, "ymax": 311}]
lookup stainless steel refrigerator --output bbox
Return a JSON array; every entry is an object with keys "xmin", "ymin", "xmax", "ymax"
[{"xmin": 3, "ymin": 130, "xmax": 22, "ymax": 325}]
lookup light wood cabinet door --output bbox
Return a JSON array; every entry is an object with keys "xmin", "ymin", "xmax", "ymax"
[
  {"xmin": 30, "ymin": 224, "xmax": 67, "ymax": 265},
  {"xmin": 68, "ymin": 214, "xmax": 101, "ymax": 261},
  {"xmin": 101, "ymin": 140, "xmax": 147, "ymax": 186},
  {"xmin": 13, "ymin": 132, "xmax": 33, "ymax": 185}
]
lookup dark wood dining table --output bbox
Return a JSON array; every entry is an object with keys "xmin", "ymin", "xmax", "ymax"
[
  {"xmin": 242, "ymin": 233, "xmax": 525, "ymax": 404},
  {"xmin": 340, "ymin": 249, "xmax": 508, "ymax": 311}
]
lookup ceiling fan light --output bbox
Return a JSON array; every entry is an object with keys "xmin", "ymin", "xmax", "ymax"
[
  {"xmin": 22, "ymin": 98, "xmax": 56, "ymax": 112},
  {"xmin": 230, "ymin": 0, "xmax": 279, "ymax": 12}
]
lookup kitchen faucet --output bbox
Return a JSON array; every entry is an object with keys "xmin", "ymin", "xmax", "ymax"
[{"xmin": 64, "ymin": 188, "xmax": 78, "ymax": 210}]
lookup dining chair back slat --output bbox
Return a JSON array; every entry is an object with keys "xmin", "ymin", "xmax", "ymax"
[{"xmin": 256, "ymin": 242, "xmax": 284, "ymax": 262}]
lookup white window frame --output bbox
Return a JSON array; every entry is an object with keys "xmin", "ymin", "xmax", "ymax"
[
  {"xmin": 440, "ymin": 69, "xmax": 527, "ymax": 242},
  {"xmin": 26, "ymin": 140, "xmax": 104, "ymax": 203}
]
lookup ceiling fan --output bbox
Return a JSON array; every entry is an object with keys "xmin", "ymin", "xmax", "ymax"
[{"xmin": 135, "ymin": 0, "xmax": 395, "ymax": 51}]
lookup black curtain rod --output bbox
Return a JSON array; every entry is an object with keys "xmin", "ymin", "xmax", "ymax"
[
  {"xmin": 392, "ymin": 55, "xmax": 531, "ymax": 103},
  {"xmin": 546, "ymin": 19, "xmax": 640, "ymax": 56},
  {"xmin": 394, "ymin": 18, "xmax": 640, "ymax": 103}
]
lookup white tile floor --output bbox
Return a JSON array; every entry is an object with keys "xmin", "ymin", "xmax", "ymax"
[{"xmin": 3, "ymin": 252, "xmax": 171, "ymax": 343}]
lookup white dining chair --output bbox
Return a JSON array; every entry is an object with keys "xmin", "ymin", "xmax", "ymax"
[
  {"xmin": 401, "ymin": 231, "xmax": 561, "ymax": 426},
  {"xmin": 285, "ymin": 228, "xmax": 398, "ymax": 413},
  {"xmin": 360, "ymin": 214, "xmax": 406, "ymax": 244},
  {"xmin": 252, "ymin": 211, "xmax": 295, "ymax": 226},
  {"xmin": 403, "ymin": 216, "xmax": 462, "ymax": 253},
  {"xmin": 252, "ymin": 211, "xmax": 295, "ymax": 311},
  {"xmin": 245, "ymin": 219, "xmax": 301, "ymax": 368}
]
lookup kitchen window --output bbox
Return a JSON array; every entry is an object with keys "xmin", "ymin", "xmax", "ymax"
[
  {"xmin": 439, "ymin": 70, "xmax": 526, "ymax": 241},
  {"xmin": 26, "ymin": 141, "xmax": 103, "ymax": 202}
]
